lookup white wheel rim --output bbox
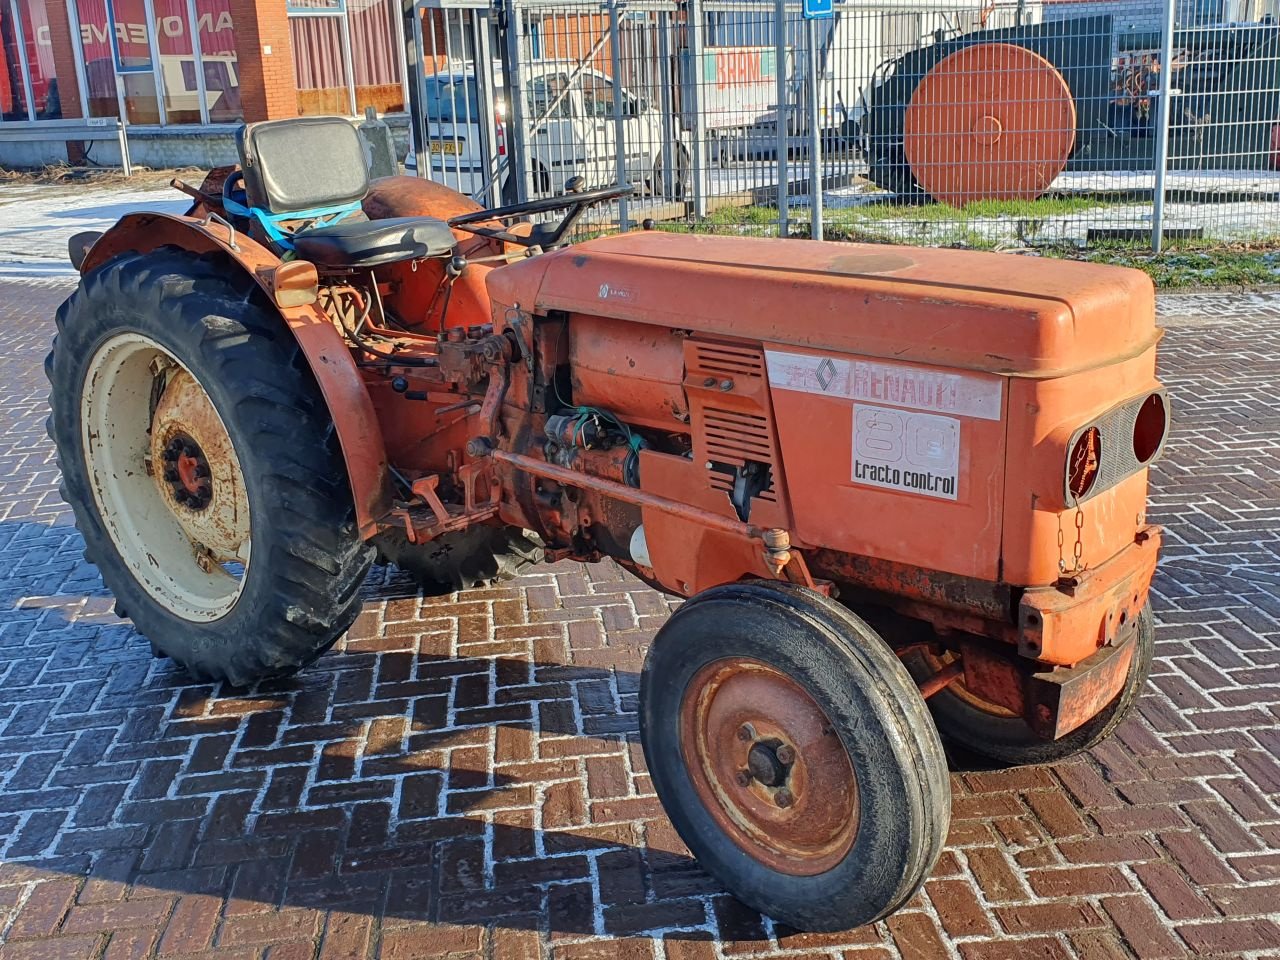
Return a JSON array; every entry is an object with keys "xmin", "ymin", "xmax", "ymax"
[{"xmin": 81, "ymin": 332, "xmax": 251, "ymax": 621}]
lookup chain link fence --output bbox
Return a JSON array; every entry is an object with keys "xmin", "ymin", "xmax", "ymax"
[{"xmin": 406, "ymin": 0, "xmax": 1280, "ymax": 251}]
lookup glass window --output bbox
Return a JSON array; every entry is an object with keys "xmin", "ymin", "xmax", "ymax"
[
  {"xmin": 22, "ymin": 0, "xmax": 64, "ymax": 119},
  {"xmin": 579, "ymin": 72, "xmax": 611, "ymax": 119},
  {"xmin": 196, "ymin": 0, "xmax": 239, "ymax": 122},
  {"xmin": 423, "ymin": 74, "xmax": 476, "ymax": 124},
  {"xmin": 107, "ymin": 0, "xmax": 151, "ymax": 70},
  {"xmin": 527, "ymin": 72, "xmax": 571, "ymax": 121},
  {"xmin": 75, "ymin": 0, "xmax": 118, "ymax": 117},
  {"xmin": 153, "ymin": 0, "xmax": 198, "ymax": 122},
  {"xmin": 119, "ymin": 70, "xmax": 159, "ymax": 122},
  {"xmin": 75, "ymin": 0, "xmax": 159, "ymax": 123},
  {"xmin": 579, "ymin": 72, "xmax": 637, "ymax": 119},
  {"xmin": 2, "ymin": 0, "xmax": 32, "ymax": 120},
  {"xmin": 291, "ymin": 13, "xmax": 350, "ymax": 115},
  {"xmin": 348, "ymin": 0, "xmax": 400, "ymax": 114}
]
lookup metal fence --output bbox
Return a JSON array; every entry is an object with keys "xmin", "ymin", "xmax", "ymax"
[{"xmin": 406, "ymin": 0, "xmax": 1280, "ymax": 251}]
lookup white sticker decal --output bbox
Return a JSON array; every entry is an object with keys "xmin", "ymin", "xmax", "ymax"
[
  {"xmin": 852, "ymin": 405, "xmax": 960, "ymax": 500},
  {"xmin": 597, "ymin": 283, "xmax": 632, "ymax": 301},
  {"xmin": 764, "ymin": 350, "xmax": 1002, "ymax": 420}
]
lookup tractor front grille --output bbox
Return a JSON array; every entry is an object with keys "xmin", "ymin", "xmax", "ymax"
[{"xmin": 686, "ymin": 341, "xmax": 782, "ymax": 510}]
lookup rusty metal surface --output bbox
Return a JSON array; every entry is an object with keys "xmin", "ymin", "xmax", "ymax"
[
  {"xmin": 569, "ymin": 315, "xmax": 689, "ymax": 432},
  {"xmin": 78, "ymin": 212, "xmax": 393, "ymax": 538},
  {"xmin": 1025, "ymin": 625, "xmax": 1139, "ymax": 739},
  {"xmin": 955, "ymin": 641, "xmax": 1027, "ymax": 718},
  {"xmin": 678, "ymin": 658, "xmax": 859, "ymax": 876},
  {"xmin": 903, "ymin": 43, "xmax": 1077, "ymax": 207},
  {"xmin": 809, "ymin": 552, "xmax": 1014, "ymax": 622},
  {"xmin": 918, "ymin": 660, "xmax": 966, "ymax": 700},
  {"xmin": 148, "ymin": 369, "xmax": 249, "ymax": 563},
  {"xmin": 1019, "ymin": 527, "xmax": 1162, "ymax": 666}
]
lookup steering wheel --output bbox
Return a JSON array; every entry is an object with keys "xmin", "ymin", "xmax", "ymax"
[{"xmin": 448, "ymin": 184, "xmax": 633, "ymax": 249}]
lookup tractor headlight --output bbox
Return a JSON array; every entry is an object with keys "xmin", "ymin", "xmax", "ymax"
[
  {"xmin": 1068, "ymin": 427, "xmax": 1101, "ymax": 502},
  {"xmin": 1064, "ymin": 391, "xmax": 1169, "ymax": 506},
  {"xmin": 1132, "ymin": 392, "xmax": 1168, "ymax": 465}
]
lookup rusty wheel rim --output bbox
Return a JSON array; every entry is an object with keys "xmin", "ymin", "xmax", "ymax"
[
  {"xmin": 679, "ymin": 658, "xmax": 859, "ymax": 876},
  {"xmin": 923, "ymin": 649, "xmax": 1018, "ymax": 718},
  {"xmin": 81, "ymin": 333, "xmax": 251, "ymax": 621}
]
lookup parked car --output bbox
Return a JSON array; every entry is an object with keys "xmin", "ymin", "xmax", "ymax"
[{"xmin": 407, "ymin": 61, "xmax": 688, "ymax": 200}]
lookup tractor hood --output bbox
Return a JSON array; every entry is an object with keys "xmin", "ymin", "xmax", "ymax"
[{"xmin": 486, "ymin": 232, "xmax": 1157, "ymax": 377}]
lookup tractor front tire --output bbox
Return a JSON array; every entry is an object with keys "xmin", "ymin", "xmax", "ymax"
[
  {"xmin": 640, "ymin": 581, "xmax": 950, "ymax": 932},
  {"xmin": 904, "ymin": 604, "xmax": 1155, "ymax": 767},
  {"xmin": 374, "ymin": 525, "xmax": 544, "ymax": 594},
  {"xmin": 46, "ymin": 247, "xmax": 374, "ymax": 687}
]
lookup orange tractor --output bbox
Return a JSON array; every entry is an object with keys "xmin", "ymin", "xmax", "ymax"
[{"xmin": 46, "ymin": 116, "xmax": 1167, "ymax": 931}]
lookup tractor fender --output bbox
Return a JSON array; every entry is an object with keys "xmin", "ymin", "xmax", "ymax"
[{"xmin": 80, "ymin": 212, "xmax": 392, "ymax": 537}]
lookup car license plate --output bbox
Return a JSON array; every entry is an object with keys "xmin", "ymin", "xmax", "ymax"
[{"xmin": 429, "ymin": 140, "xmax": 462, "ymax": 155}]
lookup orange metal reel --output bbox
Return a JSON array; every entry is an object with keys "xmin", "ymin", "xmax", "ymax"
[{"xmin": 903, "ymin": 42, "xmax": 1076, "ymax": 207}]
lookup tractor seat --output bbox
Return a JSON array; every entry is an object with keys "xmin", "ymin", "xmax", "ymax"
[
  {"xmin": 293, "ymin": 216, "xmax": 456, "ymax": 269},
  {"xmin": 235, "ymin": 116, "xmax": 456, "ymax": 268}
]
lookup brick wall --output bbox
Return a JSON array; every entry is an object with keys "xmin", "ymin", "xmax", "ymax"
[
  {"xmin": 229, "ymin": 0, "xmax": 299, "ymax": 121},
  {"xmin": 1041, "ymin": 0, "xmax": 1166, "ymax": 36}
]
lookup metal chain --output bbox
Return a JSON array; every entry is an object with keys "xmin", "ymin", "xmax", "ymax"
[{"xmin": 1058, "ymin": 506, "xmax": 1087, "ymax": 575}]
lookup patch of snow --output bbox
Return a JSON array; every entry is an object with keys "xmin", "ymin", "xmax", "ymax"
[{"xmin": 0, "ymin": 184, "xmax": 187, "ymax": 278}]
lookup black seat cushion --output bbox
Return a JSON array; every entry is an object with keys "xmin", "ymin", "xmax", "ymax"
[{"xmin": 292, "ymin": 216, "xmax": 456, "ymax": 268}]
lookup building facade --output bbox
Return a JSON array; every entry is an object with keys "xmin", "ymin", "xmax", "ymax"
[{"xmin": 0, "ymin": 0, "xmax": 409, "ymax": 167}]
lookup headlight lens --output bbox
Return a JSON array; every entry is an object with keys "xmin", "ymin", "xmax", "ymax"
[
  {"xmin": 1068, "ymin": 426, "xmax": 1101, "ymax": 501},
  {"xmin": 1132, "ymin": 393, "xmax": 1168, "ymax": 464}
]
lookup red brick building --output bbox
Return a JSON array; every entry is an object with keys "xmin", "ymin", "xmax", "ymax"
[{"xmin": 0, "ymin": 0, "xmax": 410, "ymax": 166}]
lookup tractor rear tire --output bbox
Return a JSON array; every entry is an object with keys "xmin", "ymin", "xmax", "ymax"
[
  {"xmin": 374, "ymin": 525, "xmax": 544, "ymax": 594},
  {"xmin": 640, "ymin": 581, "xmax": 950, "ymax": 932},
  {"xmin": 46, "ymin": 247, "xmax": 374, "ymax": 687},
  {"xmin": 904, "ymin": 604, "xmax": 1155, "ymax": 767}
]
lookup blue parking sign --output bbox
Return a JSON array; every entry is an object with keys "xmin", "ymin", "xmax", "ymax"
[{"xmin": 802, "ymin": 0, "xmax": 832, "ymax": 19}]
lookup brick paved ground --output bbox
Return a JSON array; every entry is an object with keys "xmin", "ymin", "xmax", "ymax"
[{"xmin": 0, "ymin": 277, "xmax": 1277, "ymax": 960}]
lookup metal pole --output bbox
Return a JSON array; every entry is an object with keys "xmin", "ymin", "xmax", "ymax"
[
  {"xmin": 117, "ymin": 120, "xmax": 132, "ymax": 176},
  {"xmin": 775, "ymin": 0, "xmax": 789, "ymax": 236},
  {"xmin": 404, "ymin": 0, "xmax": 429, "ymax": 178},
  {"xmin": 608, "ymin": 0, "xmax": 630, "ymax": 229},
  {"xmin": 392, "ymin": 0, "xmax": 411, "ymax": 126},
  {"xmin": 339, "ymin": 12, "xmax": 360, "ymax": 116},
  {"xmin": 806, "ymin": 16, "xmax": 823, "ymax": 241},
  {"xmin": 184, "ymin": 0, "xmax": 210, "ymax": 125},
  {"xmin": 64, "ymin": 0, "xmax": 91, "ymax": 120},
  {"xmin": 657, "ymin": 9, "xmax": 676, "ymax": 203},
  {"xmin": 1151, "ymin": 0, "xmax": 1176, "ymax": 254},
  {"xmin": 141, "ymin": 0, "xmax": 168, "ymax": 125},
  {"xmin": 472, "ymin": 9, "xmax": 502, "ymax": 206},
  {"xmin": 502, "ymin": 0, "xmax": 533, "ymax": 202},
  {"xmin": 10, "ymin": 0, "xmax": 37, "ymax": 121},
  {"xmin": 687, "ymin": 0, "xmax": 708, "ymax": 218}
]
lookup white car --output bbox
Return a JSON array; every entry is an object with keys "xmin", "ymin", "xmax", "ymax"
[{"xmin": 408, "ymin": 61, "xmax": 688, "ymax": 200}]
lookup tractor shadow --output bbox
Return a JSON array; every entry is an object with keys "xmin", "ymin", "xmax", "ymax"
[
  {"xmin": 2, "ymin": 517, "xmax": 1069, "ymax": 941},
  {"xmin": 0, "ymin": 538, "xmax": 777, "ymax": 941}
]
